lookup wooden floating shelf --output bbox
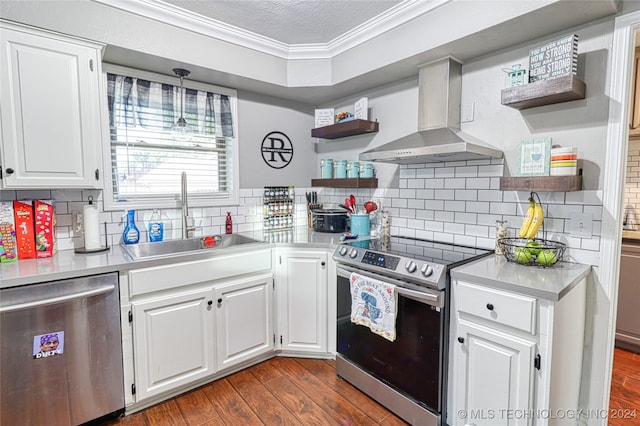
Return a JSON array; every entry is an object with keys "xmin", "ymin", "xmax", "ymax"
[
  {"xmin": 501, "ymin": 75, "xmax": 586, "ymax": 110},
  {"xmin": 499, "ymin": 175, "xmax": 582, "ymax": 192},
  {"xmin": 311, "ymin": 178, "xmax": 378, "ymax": 188},
  {"xmin": 311, "ymin": 119, "xmax": 379, "ymax": 139}
]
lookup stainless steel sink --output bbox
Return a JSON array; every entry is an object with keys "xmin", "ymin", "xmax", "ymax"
[{"xmin": 120, "ymin": 234, "xmax": 264, "ymax": 260}]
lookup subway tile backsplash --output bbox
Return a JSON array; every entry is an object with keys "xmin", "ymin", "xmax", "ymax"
[
  {"xmin": 1, "ymin": 158, "xmax": 603, "ymax": 265},
  {"xmin": 625, "ymin": 139, "xmax": 640, "ymax": 229}
]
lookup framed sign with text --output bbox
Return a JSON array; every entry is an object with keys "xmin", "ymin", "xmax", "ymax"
[
  {"xmin": 517, "ymin": 137, "xmax": 551, "ymax": 176},
  {"xmin": 529, "ymin": 34, "xmax": 578, "ymax": 83}
]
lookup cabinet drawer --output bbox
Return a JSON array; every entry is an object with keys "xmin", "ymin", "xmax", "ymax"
[{"xmin": 456, "ymin": 281, "xmax": 537, "ymax": 334}]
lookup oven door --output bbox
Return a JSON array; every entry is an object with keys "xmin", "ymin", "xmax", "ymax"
[{"xmin": 336, "ymin": 264, "xmax": 446, "ymax": 415}]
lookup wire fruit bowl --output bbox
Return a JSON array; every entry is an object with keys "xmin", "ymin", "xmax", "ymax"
[{"xmin": 497, "ymin": 238, "xmax": 566, "ymax": 268}]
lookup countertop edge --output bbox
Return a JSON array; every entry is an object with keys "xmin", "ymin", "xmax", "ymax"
[
  {"xmin": 1, "ymin": 229, "xmax": 347, "ymax": 289},
  {"xmin": 451, "ymin": 256, "xmax": 592, "ymax": 302}
]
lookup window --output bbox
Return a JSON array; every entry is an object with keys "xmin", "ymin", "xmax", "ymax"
[{"xmin": 102, "ymin": 64, "xmax": 238, "ymax": 210}]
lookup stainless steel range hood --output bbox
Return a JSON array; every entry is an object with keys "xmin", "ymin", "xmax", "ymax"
[{"xmin": 360, "ymin": 57, "xmax": 502, "ymax": 164}]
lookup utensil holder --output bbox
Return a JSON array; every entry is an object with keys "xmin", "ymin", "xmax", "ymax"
[{"xmin": 350, "ymin": 214, "xmax": 370, "ymax": 236}]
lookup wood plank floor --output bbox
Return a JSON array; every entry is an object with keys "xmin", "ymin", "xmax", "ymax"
[
  {"xmin": 97, "ymin": 349, "xmax": 640, "ymax": 426},
  {"xmin": 609, "ymin": 348, "xmax": 640, "ymax": 426},
  {"xmin": 99, "ymin": 357, "xmax": 408, "ymax": 425}
]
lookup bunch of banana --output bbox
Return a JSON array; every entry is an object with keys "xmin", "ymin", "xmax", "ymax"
[{"xmin": 518, "ymin": 197, "xmax": 544, "ymax": 239}]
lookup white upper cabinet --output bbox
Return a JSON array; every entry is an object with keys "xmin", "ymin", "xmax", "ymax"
[{"xmin": 0, "ymin": 22, "xmax": 104, "ymax": 189}]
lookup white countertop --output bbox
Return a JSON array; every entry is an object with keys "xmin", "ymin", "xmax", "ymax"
[
  {"xmin": 451, "ymin": 255, "xmax": 591, "ymax": 301},
  {"xmin": 0, "ymin": 227, "xmax": 348, "ymax": 289}
]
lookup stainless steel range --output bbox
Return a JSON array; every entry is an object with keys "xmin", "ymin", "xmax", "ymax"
[{"xmin": 333, "ymin": 236, "xmax": 492, "ymax": 426}]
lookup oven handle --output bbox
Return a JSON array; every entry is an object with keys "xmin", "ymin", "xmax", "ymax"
[{"xmin": 336, "ymin": 265, "xmax": 443, "ymax": 308}]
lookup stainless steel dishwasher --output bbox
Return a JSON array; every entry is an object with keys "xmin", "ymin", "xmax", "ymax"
[{"xmin": 1, "ymin": 272, "xmax": 124, "ymax": 425}]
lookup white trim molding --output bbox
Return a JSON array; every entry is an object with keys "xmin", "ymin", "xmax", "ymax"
[
  {"xmin": 599, "ymin": 8, "xmax": 640, "ymax": 424},
  {"xmin": 91, "ymin": 0, "xmax": 447, "ymax": 60}
]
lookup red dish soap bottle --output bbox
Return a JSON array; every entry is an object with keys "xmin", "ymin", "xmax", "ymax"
[{"xmin": 225, "ymin": 212, "xmax": 233, "ymax": 234}]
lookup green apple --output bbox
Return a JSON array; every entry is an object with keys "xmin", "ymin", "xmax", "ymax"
[
  {"xmin": 514, "ymin": 247, "xmax": 533, "ymax": 264},
  {"xmin": 525, "ymin": 241, "xmax": 542, "ymax": 256},
  {"xmin": 537, "ymin": 249, "xmax": 558, "ymax": 266}
]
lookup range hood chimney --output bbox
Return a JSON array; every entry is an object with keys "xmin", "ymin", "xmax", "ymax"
[{"xmin": 359, "ymin": 57, "xmax": 503, "ymax": 164}]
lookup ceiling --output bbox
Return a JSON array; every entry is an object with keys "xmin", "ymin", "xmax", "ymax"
[{"xmin": 161, "ymin": 0, "xmax": 404, "ymax": 45}]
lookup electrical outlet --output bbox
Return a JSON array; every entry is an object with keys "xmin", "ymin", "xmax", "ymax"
[
  {"xmin": 569, "ymin": 212, "xmax": 593, "ymax": 238},
  {"xmin": 72, "ymin": 211, "xmax": 83, "ymax": 235},
  {"xmin": 461, "ymin": 102, "xmax": 475, "ymax": 123}
]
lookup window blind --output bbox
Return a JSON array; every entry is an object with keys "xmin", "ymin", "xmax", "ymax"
[{"xmin": 106, "ymin": 73, "xmax": 235, "ymax": 203}]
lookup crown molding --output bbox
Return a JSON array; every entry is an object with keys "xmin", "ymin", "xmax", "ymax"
[
  {"xmin": 92, "ymin": 0, "xmax": 291, "ymax": 57},
  {"xmin": 91, "ymin": 0, "xmax": 446, "ymax": 60},
  {"xmin": 323, "ymin": 0, "xmax": 450, "ymax": 58}
]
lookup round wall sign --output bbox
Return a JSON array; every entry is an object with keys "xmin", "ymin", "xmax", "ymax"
[{"xmin": 261, "ymin": 132, "xmax": 293, "ymax": 169}]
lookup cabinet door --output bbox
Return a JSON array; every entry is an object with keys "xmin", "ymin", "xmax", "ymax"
[
  {"xmin": 132, "ymin": 288, "xmax": 215, "ymax": 401},
  {"xmin": 278, "ymin": 250, "xmax": 328, "ymax": 354},
  {"xmin": 0, "ymin": 25, "xmax": 103, "ymax": 188},
  {"xmin": 452, "ymin": 319, "xmax": 536, "ymax": 426},
  {"xmin": 214, "ymin": 273, "xmax": 274, "ymax": 371}
]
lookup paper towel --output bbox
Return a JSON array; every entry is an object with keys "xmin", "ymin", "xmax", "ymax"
[{"xmin": 83, "ymin": 203, "xmax": 101, "ymax": 249}]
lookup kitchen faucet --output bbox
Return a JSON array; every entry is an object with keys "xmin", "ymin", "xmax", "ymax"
[{"xmin": 181, "ymin": 171, "xmax": 196, "ymax": 239}]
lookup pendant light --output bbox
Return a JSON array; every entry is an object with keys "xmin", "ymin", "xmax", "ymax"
[{"xmin": 171, "ymin": 67, "xmax": 192, "ymax": 141}]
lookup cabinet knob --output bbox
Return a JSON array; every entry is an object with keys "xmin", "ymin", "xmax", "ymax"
[
  {"xmin": 207, "ymin": 300, "xmax": 213, "ymax": 306},
  {"xmin": 486, "ymin": 303, "xmax": 494, "ymax": 311},
  {"xmin": 5, "ymin": 168, "xmax": 14, "ymax": 175},
  {"xmin": 457, "ymin": 337, "xmax": 465, "ymax": 343},
  {"xmin": 217, "ymin": 298, "xmax": 223, "ymax": 304},
  {"xmin": 321, "ymin": 261, "xmax": 326, "ymax": 266}
]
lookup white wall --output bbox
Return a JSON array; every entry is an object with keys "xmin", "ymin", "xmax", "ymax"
[{"xmin": 237, "ymin": 91, "xmax": 316, "ymax": 188}]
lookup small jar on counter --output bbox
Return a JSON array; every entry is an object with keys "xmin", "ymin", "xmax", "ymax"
[{"xmin": 495, "ymin": 220, "xmax": 508, "ymax": 254}]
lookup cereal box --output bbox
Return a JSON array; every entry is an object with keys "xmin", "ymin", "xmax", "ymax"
[
  {"xmin": 34, "ymin": 200, "xmax": 57, "ymax": 258},
  {"xmin": 13, "ymin": 200, "xmax": 36, "ymax": 260},
  {"xmin": 0, "ymin": 202, "xmax": 18, "ymax": 263}
]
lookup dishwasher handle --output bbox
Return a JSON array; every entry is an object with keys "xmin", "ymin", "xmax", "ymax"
[{"xmin": 0, "ymin": 284, "xmax": 115, "ymax": 314}]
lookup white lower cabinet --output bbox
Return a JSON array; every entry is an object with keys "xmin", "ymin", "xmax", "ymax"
[
  {"xmin": 275, "ymin": 248, "xmax": 328, "ymax": 355},
  {"xmin": 131, "ymin": 288, "xmax": 215, "ymax": 401},
  {"xmin": 123, "ymin": 248, "xmax": 274, "ymax": 407},
  {"xmin": 449, "ymin": 277, "xmax": 586, "ymax": 426},
  {"xmin": 214, "ymin": 274, "xmax": 274, "ymax": 371},
  {"xmin": 454, "ymin": 319, "xmax": 536, "ymax": 426}
]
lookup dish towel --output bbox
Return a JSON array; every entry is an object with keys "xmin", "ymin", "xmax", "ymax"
[{"xmin": 350, "ymin": 272, "xmax": 398, "ymax": 342}]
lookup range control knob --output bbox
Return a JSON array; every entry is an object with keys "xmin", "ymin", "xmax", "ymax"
[
  {"xmin": 338, "ymin": 246, "xmax": 348, "ymax": 256},
  {"xmin": 421, "ymin": 264, "xmax": 434, "ymax": 277},
  {"xmin": 405, "ymin": 261, "xmax": 417, "ymax": 273},
  {"xmin": 348, "ymin": 249, "xmax": 358, "ymax": 259}
]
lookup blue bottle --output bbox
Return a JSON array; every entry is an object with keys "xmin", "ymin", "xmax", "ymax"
[
  {"xmin": 123, "ymin": 210, "xmax": 140, "ymax": 244},
  {"xmin": 148, "ymin": 209, "xmax": 164, "ymax": 242}
]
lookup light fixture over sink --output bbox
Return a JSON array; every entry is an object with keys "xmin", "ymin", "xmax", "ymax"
[{"xmin": 171, "ymin": 67, "xmax": 192, "ymax": 141}]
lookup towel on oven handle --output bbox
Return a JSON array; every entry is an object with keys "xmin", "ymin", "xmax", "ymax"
[{"xmin": 350, "ymin": 272, "xmax": 398, "ymax": 342}]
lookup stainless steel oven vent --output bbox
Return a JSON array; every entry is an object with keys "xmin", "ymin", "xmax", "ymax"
[{"xmin": 359, "ymin": 57, "xmax": 503, "ymax": 164}]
